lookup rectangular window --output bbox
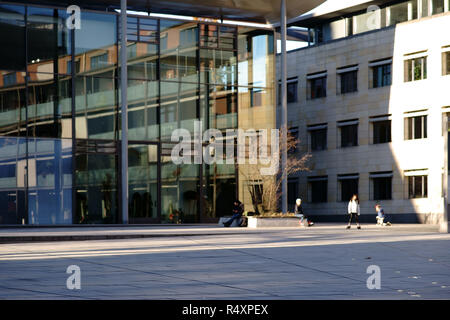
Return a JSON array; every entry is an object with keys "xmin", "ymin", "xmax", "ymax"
[
  {"xmin": 443, "ymin": 51, "xmax": 450, "ymax": 75},
  {"xmin": 308, "ymin": 76, "xmax": 327, "ymax": 99},
  {"xmin": 339, "ymin": 70, "xmax": 358, "ymax": 94},
  {"xmin": 308, "ymin": 177, "xmax": 328, "ymax": 203},
  {"xmin": 371, "ymin": 63, "xmax": 391, "ymax": 88},
  {"xmin": 373, "ymin": 120, "xmax": 391, "ymax": 144},
  {"xmin": 3, "ymin": 73, "xmax": 16, "ymax": 87},
  {"xmin": 288, "ymin": 178, "xmax": 299, "ymax": 206},
  {"xmin": 405, "ymin": 115, "xmax": 427, "ymax": 140},
  {"xmin": 339, "ymin": 175, "xmax": 359, "ymax": 202},
  {"xmin": 288, "ymin": 127, "xmax": 299, "ymax": 154},
  {"xmin": 405, "ymin": 56, "xmax": 427, "ymax": 81},
  {"xmin": 67, "ymin": 60, "xmax": 80, "ymax": 74},
  {"xmin": 309, "ymin": 125, "xmax": 327, "ymax": 151},
  {"xmin": 408, "ymin": 175, "xmax": 428, "ymax": 198},
  {"xmin": 432, "ymin": 0, "xmax": 445, "ymax": 14},
  {"xmin": 278, "ymin": 78, "xmax": 298, "ymax": 104},
  {"xmin": 90, "ymin": 53, "xmax": 109, "ymax": 70},
  {"xmin": 340, "ymin": 123, "xmax": 358, "ymax": 147},
  {"xmin": 371, "ymin": 172, "xmax": 393, "ymax": 200}
]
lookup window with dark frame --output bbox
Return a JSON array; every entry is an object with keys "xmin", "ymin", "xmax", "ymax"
[
  {"xmin": 405, "ymin": 115, "xmax": 427, "ymax": 140},
  {"xmin": 339, "ymin": 70, "xmax": 358, "ymax": 94},
  {"xmin": 373, "ymin": 120, "xmax": 391, "ymax": 144},
  {"xmin": 288, "ymin": 178, "xmax": 299, "ymax": 206},
  {"xmin": 371, "ymin": 173, "xmax": 392, "ymax": 200},
  {"xmin": 309, "ymin": 127, "xmax": 327, "ymax": 151},
  {"xmin": 308, "ymin": 177, "xmax": 328, "ymax": 203},
  {"xmin": 340, "ymin": 123, "xmax": 358, "ymax": 147},
  {"xmin": 408, "ymin": 175, "xmax": 428, "ymax": 198},
  {"xmin": 308, "ymin": 76, "xmax": 327, "ymax": 99},
  {"xmin": 372, "ymin": 63, "xmax": 391, "ymax": 88},
  {"xmin": 278, "ymin": 78, "xmax": 298, "ymax": 104},
  {"xmin": 339, "ymin": 175, "xmax": 358, "ymax": 202}
]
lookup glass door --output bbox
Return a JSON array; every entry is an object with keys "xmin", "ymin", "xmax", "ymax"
[{"xmin": 128, "ymin": 143, "xmax": 159, "ymax": 223}]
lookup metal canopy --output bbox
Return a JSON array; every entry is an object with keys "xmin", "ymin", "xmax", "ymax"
[{"xmin": 10, "ymin": 0, "xmax": 325, "ymax": 24}]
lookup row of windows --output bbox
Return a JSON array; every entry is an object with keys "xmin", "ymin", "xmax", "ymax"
[
  {"xmin": 280, "ymin": 51, "xmax": 450, "ymax": 103},
  {"xmin": 312, "ymin": 0, "xmax": 450, "ymax": 44},
  {"xmin": 288, "ymin": 173, "xmax": 428, "ymax": 204},
  {"xmin": 298, "ymin": 114, "xmax": 427, "ymax": 151}
]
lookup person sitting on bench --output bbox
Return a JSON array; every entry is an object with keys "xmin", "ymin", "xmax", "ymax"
[{"xmin": 223, "ymin": 200, "xmax": 244, "ymax": 227}]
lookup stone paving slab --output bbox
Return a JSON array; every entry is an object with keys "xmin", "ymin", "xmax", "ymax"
[{"xmin": 0, "ymin": 224, "xmax": 449, "ymax": 299}]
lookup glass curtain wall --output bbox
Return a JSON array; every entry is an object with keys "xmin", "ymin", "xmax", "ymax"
[{"xmin": 0, "ymin": 2, "xmax": 275, "ymax": 224}]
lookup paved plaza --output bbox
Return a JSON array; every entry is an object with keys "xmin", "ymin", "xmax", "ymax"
[{"xmin": 0, "ymin": 224, "xmax": 449, "ymax": 299}]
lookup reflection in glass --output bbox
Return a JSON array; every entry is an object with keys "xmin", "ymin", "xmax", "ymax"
[
  {"xmin": 128, "ymin": 144, "xmax": 158, "ymax": 221},
  {"xmin": 160, "ymin": 20, "xmax": 198, "ymax": 82},
  {"xmin": 75, "ymin": 12, "xmax": 117, "ymax": 75},
  {"xmin": 75, "ymin": 140, "xmax": 118, "ymax": 224},
  {"xmin": 75, "ymin": 76, "xmax": 117, "ymax": 140},
  {"xmin": 27, "ymin": 7, "xmax": 71, "ymax": 75}
]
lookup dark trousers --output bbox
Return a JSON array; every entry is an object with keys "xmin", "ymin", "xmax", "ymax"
[{"xmin": 348, "ymin": 212, "xmax": 359, "ymax": 225}]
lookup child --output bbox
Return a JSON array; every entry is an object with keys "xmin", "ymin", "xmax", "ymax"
[
  {"xmin": 347, "ymin": 194, "xmax": 361, "ymax": 229},
  {"xmin": 375, "ymin": 204, "xmax": 391, "ymax": 226}
]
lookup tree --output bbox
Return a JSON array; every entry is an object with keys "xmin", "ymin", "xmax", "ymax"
[{"xmin": 239, "ymin": 128, "xmax": 310, "ymax": 214}]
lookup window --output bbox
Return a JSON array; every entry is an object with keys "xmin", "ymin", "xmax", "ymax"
[
  {"xmin": 443, "ymin": 51, "xmax": 450, "ymax": 75},
  {"xmin": 308, "ymin": 176, "xmax": 327, "ymax": 203},
  {"xmin": 308, "ymin": 124, "xmax": 327, "ymax": 151},
  {"xmin": 288, "ymin": 178, "xmax": 299, "ymax": 206},
  {"xmin": 307, "ymin": 73, "xmax": 326, "ymax": 99},
  {"xmin": 67, "ymin": 60, "xmax": 80, "ymax": 74},
  {"xmin": 338, "ymin": 69, "xmax": 358, "ymax": 94},
  {"xmin": 339, "ymin": 121, "xmax": 358, "ymax": 147},
  {"xmin": 405, "ymin": 56, "xmax": 427, "ymax": 81},
  {"xmin": 432, "ymin": 0, "xmax": 445, "ymax": 14},
  {"xmin": 338, "ymin": 174, "xmax": 359, "ymax": 202},
  {"xmin": 405, "ymin": 115, "xmax": 427, "ymax": 140},
  {"xmin": 408, "ymin": 175, "xmax": 428, "ymax": 198},
  {"xmin": 3, "ymin": 73, "xmax": 16, "ymax": 87},
  {"xmin": 372, "ymin": 119, "xmax": 391, "ymax": 144},
  {"xmin": 90, "ymin": 53, "xmax": 109, "ymax": 70},
  {"xmin": 371, "ymin": 172, "xmax": 392, "ymax": 200},
  {"xmin": 278, "ymin": 78, "xmax": 298, "ymax": 104},
  {"xmin": 288, "ymin": 127, "xmax": 299, "ymax": 154},
  {"xmin": 371, "ymin": 63, "xmax": 391, "ymax": 88}
]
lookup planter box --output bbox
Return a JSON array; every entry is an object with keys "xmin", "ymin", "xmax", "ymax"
[{"xmin": 247, "ymin": 216, "xmax": 302, "ymax": 228}]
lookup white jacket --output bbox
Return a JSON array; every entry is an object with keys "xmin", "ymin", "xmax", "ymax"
[{"xmin": 348, "ymin": 200, "xmax": 360, "ymax": 215}]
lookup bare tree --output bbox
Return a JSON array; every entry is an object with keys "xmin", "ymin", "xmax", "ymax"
[{"xmin": 239, "ymin": 128, "xmax": 310, "ymax": 214}]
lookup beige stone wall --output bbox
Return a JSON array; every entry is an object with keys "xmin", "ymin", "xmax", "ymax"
[{"xmin": 277, "ymin": 12, "xmax": 450, "ymax": 223}]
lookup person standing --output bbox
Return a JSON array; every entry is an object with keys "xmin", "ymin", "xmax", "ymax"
[{"xmin": 347, "ymin": 194, "xmax": 361, "ymax": 229}]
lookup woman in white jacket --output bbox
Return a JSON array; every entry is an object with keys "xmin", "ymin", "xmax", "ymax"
[{"xmin": 347, "ymin": 194, "xmax": 361, "ymax": 229}]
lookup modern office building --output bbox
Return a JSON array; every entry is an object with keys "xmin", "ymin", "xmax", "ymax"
[
  {"xmin": 280, "ymin": 0, "xmax": 450, "ymax": 227},
  {"xmin": 0, "ymin": 0, "xmax": 325, "ymax": 225}
]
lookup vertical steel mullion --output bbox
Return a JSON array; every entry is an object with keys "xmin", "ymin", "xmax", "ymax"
[
  {"xmin": 24, "ymin": 5, "xmax": 29, "ymax": 225},
  {"xmin": 157, "ymin": 19, "xmax": 162, "ymax": 223},
  {"xmin": 280, "ymin": 0, "xmax": 288, "ymax": 214},
  {"xmin": 196, "ymin": 23, "xmax": 203, "ymax": 222},
  {"xmin": 120, "ymin": 0, "xmax": 129, "ymax": 224},
  {"xmin": 71, "ymin": 22, "xmax": 76, "ymax": 224}
]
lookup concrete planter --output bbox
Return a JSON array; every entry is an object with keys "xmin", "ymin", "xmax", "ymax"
[{"xmin": 247, "ymin": 216, "xmax": 301, "ymax": 228}]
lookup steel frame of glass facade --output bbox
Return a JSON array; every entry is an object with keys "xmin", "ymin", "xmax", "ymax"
[{"xmin": 0, "ymin": 2, "xmax": 275, "ymax": 225}]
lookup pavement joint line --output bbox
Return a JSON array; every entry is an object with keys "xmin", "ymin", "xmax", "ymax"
[
  {"xmin": 180, "ymin": 235, "xmax": 413, "ymax": 298},
  {"xmin": 11, "ymin": 245, "xmax": 284, "ymax": 299}
]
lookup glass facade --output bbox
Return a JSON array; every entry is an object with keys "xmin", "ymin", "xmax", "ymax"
[{"xmin": 0, "ymin": 3, "xmax": 275, "ymax": 224}]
